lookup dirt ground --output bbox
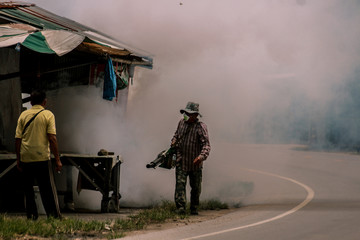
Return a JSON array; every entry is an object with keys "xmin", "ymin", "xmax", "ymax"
[
  {"xmin": 61, "ymin": 207, "xmax": 236, "ymax": 237},
  {"xmin": 6, "ymin": 208, "xmax": 236, "ymax": 239},
  {"xmin": 123, "ymin": 208, "xmax": 236, "ymax": 237}
]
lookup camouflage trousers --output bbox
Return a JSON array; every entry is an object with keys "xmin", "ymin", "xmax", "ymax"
[{"xmin": 175, "ymin": 165, "xmax": 202, "ymax": 211}]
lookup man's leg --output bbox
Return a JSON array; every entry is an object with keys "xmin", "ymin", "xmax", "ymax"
[
  {"xmin": 175, "ymin": 165, "xmax": 187, "ymax": 213},
  {"xmin": 22, "ymin": 162, "xmax": 38, "ymax": 220},
  {"xmin": 189, "ymin": 169, "xmax": 202, "ymax": 215}
]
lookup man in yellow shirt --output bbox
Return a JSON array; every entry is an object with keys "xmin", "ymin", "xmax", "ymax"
[{"xmin": 15, "ymin": 90, "xmax": 62, "ymax": 220}]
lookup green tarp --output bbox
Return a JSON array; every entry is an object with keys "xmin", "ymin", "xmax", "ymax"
[{"xmin": 21, "ymin": 31, "xmax": 55, "ymax": 54}]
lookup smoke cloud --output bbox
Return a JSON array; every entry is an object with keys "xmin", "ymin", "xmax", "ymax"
[{"xmin": 27, "ymin": 0, "xmax": 360, "ymax": 207}]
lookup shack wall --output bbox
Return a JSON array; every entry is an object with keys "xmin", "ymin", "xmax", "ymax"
[{"xmin": 0, "ymin": 48, "xmax": 22, "ymax": 152}]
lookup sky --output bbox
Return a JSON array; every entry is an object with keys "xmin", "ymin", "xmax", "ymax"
[
  {"xmin": 7, "ymin": 0, "xmax": 360, "ymax": 207},
  {"xmin": 25, "ymin": 0, "xmax": 360, "ymax": 141}
]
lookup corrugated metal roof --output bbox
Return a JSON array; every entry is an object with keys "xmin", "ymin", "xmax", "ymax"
[{"xmin": 0, "ymin": 1, "xmax": 153, "ymax": 68}]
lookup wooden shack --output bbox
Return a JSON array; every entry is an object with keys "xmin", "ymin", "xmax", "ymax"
[{"xmin": 0, "ymin": 2, "xmax": 153, "ymax": 212}]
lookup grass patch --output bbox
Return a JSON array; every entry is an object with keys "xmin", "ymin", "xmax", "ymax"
[
  {"xmin": 199, "ymin": 199, "xmax": 229, "ymax": 210},
  {"xmin": 0, "ymin": 200, "xmax": 229, "ymax": 239},
  {"xmin": 0, "ymin": 215, "xmax": 106, "ymax": 240}
]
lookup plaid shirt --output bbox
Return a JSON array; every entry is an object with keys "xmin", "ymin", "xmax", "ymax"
[{"xmin": 171, "ymin": 119, "xmax": 211, "ymax": 171}]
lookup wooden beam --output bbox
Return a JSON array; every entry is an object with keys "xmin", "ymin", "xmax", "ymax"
[{"xmin": 76, "ymin": 42, "xmax": 131, "ymax": 57}]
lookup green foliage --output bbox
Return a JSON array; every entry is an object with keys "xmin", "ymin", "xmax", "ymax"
[
  {"xmin": 0, "ymin": 214, "xmax": 107, "ymax": 240},
  {"xmin": 114, "ymin": 200, "xmax": 179, "ymax": 231},
  {"xmin": 107, "ymin": 232, "xmax": 125, "ymax": 239},
  {"xmin": 199, "ymin": 199, "xmax": 229, "ymax": 210},
  {"xmin": 0, "ymin": 199, "xmax": 229, "ymax": 239}
]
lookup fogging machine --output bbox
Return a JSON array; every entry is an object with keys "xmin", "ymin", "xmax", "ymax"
[{"xmin": 146, "ymin": 147, "xmax": 176, "ymax": 169}]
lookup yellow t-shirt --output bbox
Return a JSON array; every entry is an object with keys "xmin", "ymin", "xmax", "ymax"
[{"xmin": 15, "ymin": 105, "xmax": 56, "ymax": 162}]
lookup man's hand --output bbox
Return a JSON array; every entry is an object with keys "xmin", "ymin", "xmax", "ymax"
[
  {"xmin": 48, "ymin": 134, "xmax": 62, "ymax": 172},
  {"xmin": 193, "ymin": 156, "xmax": 203, "ymax": 165},
  {"xmin": 16, "ymin": 160, "xmax": 23, "ymax": 172},
  {"xmin": 171, "ymin": 138, "xmax": 177, "ymax": 148},
  {"xmin": 55, "ymin": 160, "xmax": 62, "ymax": 172}
]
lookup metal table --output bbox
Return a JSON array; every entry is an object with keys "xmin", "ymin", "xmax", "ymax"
[
  {"xmin": 0, "ymin": 153, "xmax": 123, "ymax": 213},
  {"xmin": 60, "ymin": 153, "xmax": 123, "ymax": 213}
]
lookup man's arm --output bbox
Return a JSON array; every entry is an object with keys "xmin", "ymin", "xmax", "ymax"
[
  {"xmin": 194, "ymin": 122, "xmax": 211, "ymax": 165},
  {"xmin": 47, "ymin": 134, "xmax": 62, "ymax": 172},
  {"xmin": 15, "ymin": 138, "xmax": 22, "ymax": 171}
]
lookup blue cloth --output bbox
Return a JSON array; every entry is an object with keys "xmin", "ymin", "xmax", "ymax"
[{"xmin": 103, "ymin": 57, "xmax": 117, "ymax": 101}]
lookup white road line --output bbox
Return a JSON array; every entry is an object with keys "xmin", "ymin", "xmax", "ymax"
[{"xmin": 182, "ymin": 168, "xmax": 315, "ymax": 240}]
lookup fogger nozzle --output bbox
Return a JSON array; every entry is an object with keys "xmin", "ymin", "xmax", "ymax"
[
  {"xmin": 146, "ymin": 148, "xmax": 176, "ymax": 170},
  {"xmin": 146, "ymin": 162, "xmax": 157, "ymax": 168}
]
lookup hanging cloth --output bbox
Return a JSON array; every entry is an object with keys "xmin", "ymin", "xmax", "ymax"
[
  {"xmin": 116, "ymin": 64, "xmax": 129, "ymax": 90},
  {"xmin": 103, "ymin": 57, "xmax": 117, "ymax": 101}
]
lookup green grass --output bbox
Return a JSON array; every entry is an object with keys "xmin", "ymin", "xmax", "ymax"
[
  {"xmin": 198, "ymin": 199, "xmax": 229, "ymax": 210},
  {"xmin": 0, "ymin": 200, "xmax": 229, "ymax": 240},
  {"xmin": 0, "ymin": 215, "xmax": 106, "ymax": 240}
]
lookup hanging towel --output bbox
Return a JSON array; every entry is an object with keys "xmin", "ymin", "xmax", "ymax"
[
  {"xmin": 116, "ymin": 64, "xmax": 129, "ymax": 90},
  {"xmin": 103, "ymin": 57, "xmax": 117, "ymax": 101}
]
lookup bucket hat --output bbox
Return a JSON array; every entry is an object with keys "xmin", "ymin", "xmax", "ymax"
[{"xmin": 180, "ymin": 101, "xmax": 202, "ymax": 117}]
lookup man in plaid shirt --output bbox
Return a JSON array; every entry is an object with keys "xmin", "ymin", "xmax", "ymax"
[{"xmin": 171, "ymin": 102, "xmax": 211, "ymax": 215}]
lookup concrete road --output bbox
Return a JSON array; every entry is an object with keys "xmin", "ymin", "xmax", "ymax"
[{"xmin": 120, "ymin": 144, "xmax": 360, "ymax": 240}]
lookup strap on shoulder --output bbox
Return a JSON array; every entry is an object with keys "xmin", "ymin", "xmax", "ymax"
[{"xmin": 22, "ymin": 109, "xmax": 45, "ymax": 135}]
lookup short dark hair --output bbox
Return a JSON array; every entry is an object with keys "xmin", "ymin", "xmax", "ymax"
[{"xmin": 30, "ymin": 90, "xmax": 46, "ymax": 105}]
